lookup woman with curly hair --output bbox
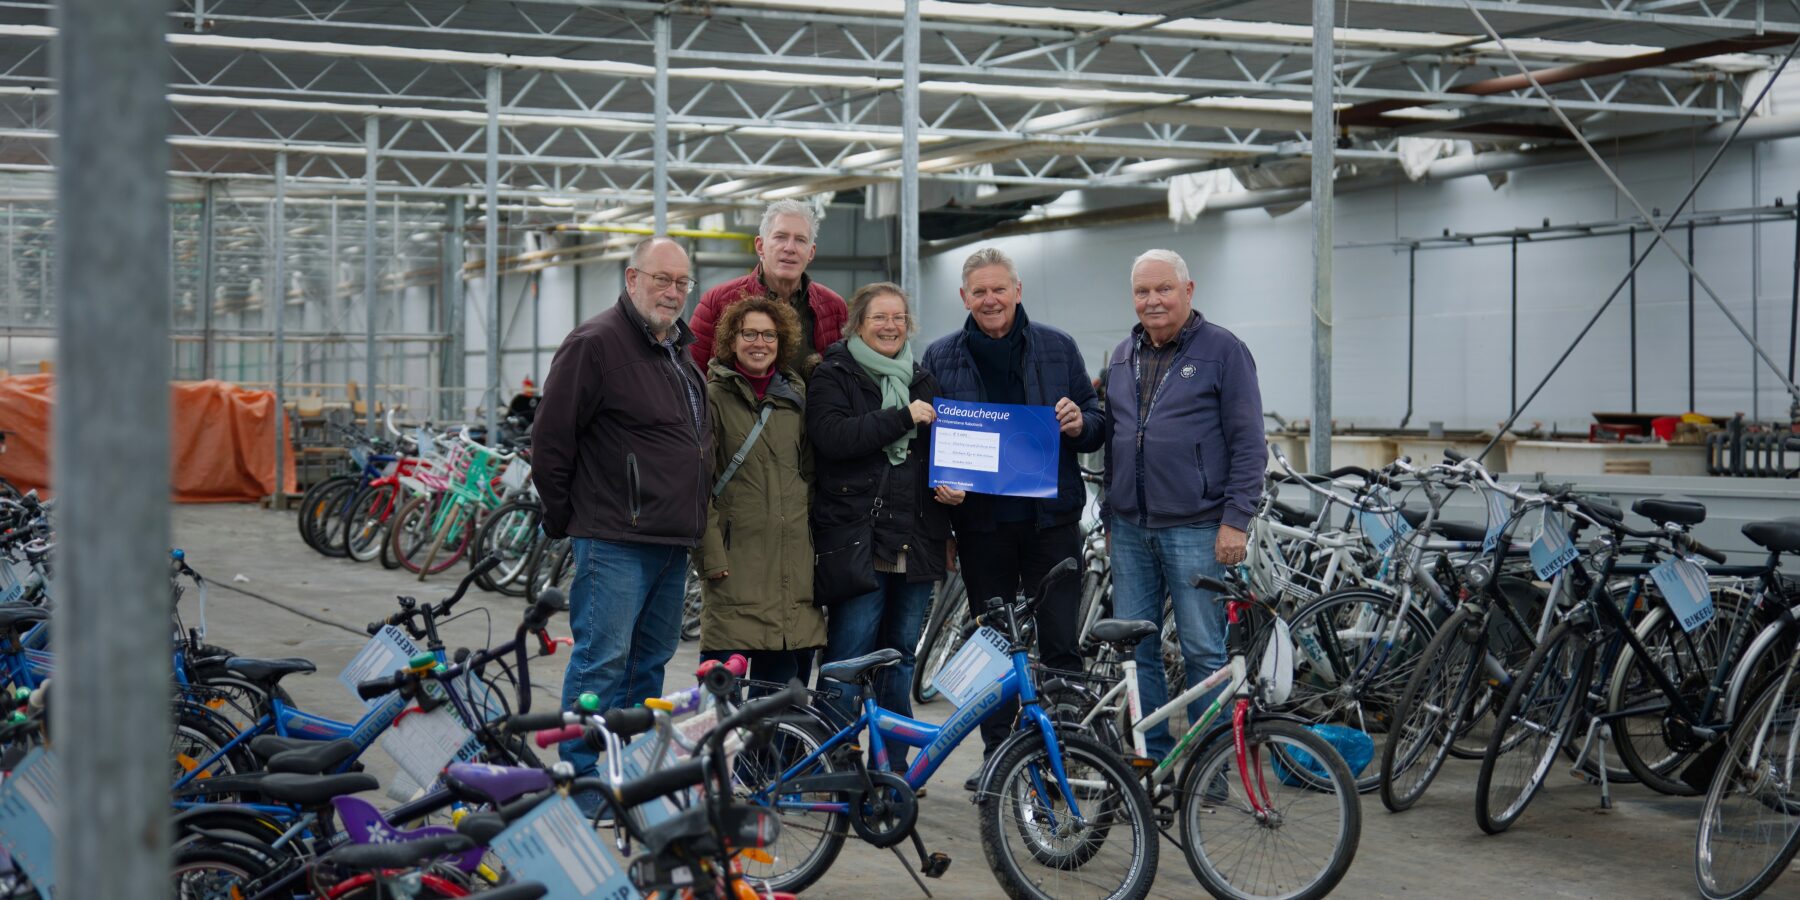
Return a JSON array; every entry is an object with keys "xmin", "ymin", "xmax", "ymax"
[{"xmin": 695, "ymin": 295, "xmax": 824, "ymax": 687}]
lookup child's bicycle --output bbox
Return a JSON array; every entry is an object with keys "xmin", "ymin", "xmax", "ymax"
[
  {"xmin": 742, "ymin": 558, "xmax": 1159, "ymax": 900},
  {"xmin": 1072, "ymin": 566, "xmax": 1361, "ymax": 900}
]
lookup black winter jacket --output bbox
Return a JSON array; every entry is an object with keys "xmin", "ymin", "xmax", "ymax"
[{"xmin": 806, "ymin": 341, "xmax": 950, "ymax": 584}]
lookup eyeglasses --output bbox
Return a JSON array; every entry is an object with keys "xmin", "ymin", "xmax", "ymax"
[
  {"xmin": 738, "ymin": 329, "xmax": 779, "ymax": 343},
  {"xmin": 634, "ymin": 270, "xmax": 695, "ymax": 294},
  {"xmin": 867, "ymin": 313, "xmax": 909, "ymax": 327}
]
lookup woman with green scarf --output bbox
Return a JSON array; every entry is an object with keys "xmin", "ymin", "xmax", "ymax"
[{"xmin": 806, "ymin": 282, "xmax": 959, "ymax": 734}]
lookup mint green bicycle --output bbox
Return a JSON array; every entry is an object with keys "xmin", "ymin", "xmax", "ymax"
[{"xmin": 389, "ymin": 426, "xmax": 523, "ymax": 579}]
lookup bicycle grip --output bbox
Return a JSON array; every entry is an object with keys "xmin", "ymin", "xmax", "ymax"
[
  {"xmin": 1443, "ymin": 447, "xmax": 1467, "ymax": 463},
  {"xmin": 534, "ymin": 724, "xmax": 585, "ymax": 748},
  {"xmin": 1190, "ymin": 574, "xmax": 1230, "ymax": 594},
  {"xmin": 603, "ymin": 707, "xmax": 656, "ymax": 740},
  {"xmin": 610, "ymin": 757, "xmax": 708, "ymax": 810},
  {"xmin": 356, "ymin": 672, "xmax": 407, "ymax": 701},
  {"xmin": 505, "ymin": 710, "xmax": 570, "ymax": 734},
  {"xmin": 1686, "ymin": 536, "xmax": 1728, "ymax": 565}
]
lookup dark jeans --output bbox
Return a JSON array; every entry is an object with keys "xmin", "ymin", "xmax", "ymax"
[
  {"xmin": 959, "ymin": 521, "xmax": 1083, "ymax": 756},
  {"xmin": 699, "ymin": 648, "xmax": 816, "ymax": 696},
  {"xmin": 821, "ymin": 573, "xmax": 932, "ymax": 745},
  {"xmin": 560, "ymin": 537, "xmax": 688, "ymax": 816}
]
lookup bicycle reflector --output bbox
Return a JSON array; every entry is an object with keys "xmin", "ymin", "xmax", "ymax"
[{"xmin": 1259, "ymin": 618, "xmax": 1294, "ymax": 706}]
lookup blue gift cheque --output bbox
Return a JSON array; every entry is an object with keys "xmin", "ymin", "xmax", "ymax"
[{"xmin": 928, "ymin": 398, "xmax": 1059, "ymax": 499}]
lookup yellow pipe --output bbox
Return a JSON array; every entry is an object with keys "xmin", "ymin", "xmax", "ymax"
[{"xmin": 551, "ymin": 222, "xmax": 755, "ymax": 246}]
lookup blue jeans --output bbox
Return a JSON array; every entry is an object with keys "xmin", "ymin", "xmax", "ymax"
[
  {"xmin": 821, "ymin": 573, "xmax": 931, "ymax": 737},
  {"xmin": 560, "ymin": 537, "xmax": 689, "ymax": 791},
  {"xmin": 1110, "ymin": 519, "xmax": 1229, "ymax": 759}
]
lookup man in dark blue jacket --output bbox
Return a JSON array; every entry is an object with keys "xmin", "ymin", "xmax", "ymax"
[
  {"xmin": 921, "ymin": 247, "xmax": 1105, "ymax": 789},
  {"xmin": 1103, "ymin": 248, "xmax": 1265, "ymax": 759}
]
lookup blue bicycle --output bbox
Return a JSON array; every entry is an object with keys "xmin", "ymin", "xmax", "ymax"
[{"xmin": 740, "ymin": 559, "xmax": 1158, "ymax": 900}]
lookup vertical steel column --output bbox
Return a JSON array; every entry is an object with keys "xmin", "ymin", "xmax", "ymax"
[
  {"xmin": 900, "ymin": 0, "xmax": 921, "ymax": 303},
  {"xmin": 1308, "ymin": 0, "xmax": 1334, "ymax": 476},
  {"xmin": 1789, "ymin": 192, "xmax": 1798, "ymax": 389},
  {"xmin": 447, "ymin": 199, "xmax": 466, "ymax": 422},
  {"xmin": 1399, "ymin": 244, "xmax": 1415, "ymax": 429},
  {"xmin": 327, "ymin": 198, "xmax": 338, "ymax": 393},
  {"xmin": 485, "ymin": 69, "xmax": 501, "ymax": 444},
  {"xmin": 5, "ymin": 204, "xmax": 14, "ymax": 372},
  {"xmin": 198, "ymin": 180, "xmax": 215, "ymax": 379},
  {"xmin": 653, "ymin": 13, "xmax": 670, "ymax": 234},
  {"xmin": 1629, "ymin": 227, "xmax": 1638, "ymax": 413},
  {"xmin": 1752, "ymin": 145, "xmax": 1762, "ymax": 420},
  {"xmin": 1510, "ymin": 236, "xmax": 1518, "ymax": 412},
  {"xmin": 364, "ymin": 118, "xmax": 380, "ymax": 436},
  {"xmin": 52, "ymin": 1, "xmax": 172, "ymax": 896},
  {"xmin": 1688, "ymin": 221, "xmax": 1697, "ymax": 411},
  {"xmin": 272, "ymin": 153, "xmax": 287, "ymax": 506}
]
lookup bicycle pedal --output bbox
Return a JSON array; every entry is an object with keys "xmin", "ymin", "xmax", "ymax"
[{"xmin": 921, "ymin": 852, "xmax": 951, "ymax": 878}]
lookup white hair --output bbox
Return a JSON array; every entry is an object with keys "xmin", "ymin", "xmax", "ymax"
[
  {"xmin": 759, "ymin": 199, "xmax": 820, "ymax": 243},
  {"xmin": 961, "ymin": 246, "xmax": 1019, "ymax": 285},
  {"xmin": 1131, "ymin": 248, "xmax": 1190, "ymax": 286}
]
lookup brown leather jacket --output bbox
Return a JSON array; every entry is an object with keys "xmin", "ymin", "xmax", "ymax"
[{"xmin": 531, "ymin": 297, "xmax": 713, "ymax": 546}]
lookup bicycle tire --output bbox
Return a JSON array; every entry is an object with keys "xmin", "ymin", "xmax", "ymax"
[
  {"xmin": 474, "ymin": 499, "xmax": 540, "ymax": 595},
  {"xmin": 1448, "ymin": 575, "xmax": 1549, "ymax": 760},
  {"xmin": 1474, "ymin": 619, "xmax": 1590, "ymax": 835},
  {"xmin": 1610, "ymin": 589, "xmax": 1760, "ymax": 797},
  {"xmin": 525, "ymin": 538, "xmax": 569, "ymax": 605},
  {"xmin": 171, "ymin": 838, "xmax": 280, "ymax": 900},
  {"xmin": 1380, "ymin": 604, "xmax": 1488, "ymax": 813},
  {"xmin": 1695, "ymin": 670, "xmax": 1800, "ymax": 900},
  {"xmin": 1282, "ymin": 588, "xmax": 1436, "ymax": 793},
  {"xmin": 307, "ymin": 478, "xmax": 360, "ymax": 558},
  {"xmin": 911, "ymin": 573, "xmax": 968, "ymax": 705},
  {"xmin": 978, "ymin": 730, "xmax": 1158, "ymax": 900},
  {"xmin": 527, "ymin": 539, "xmax": 573, "ymax": 605},
  {"xmin": 340, "ymin": 482, "xmax": 399, "ymax": 563},
  {"xmin": 1179, "ymin": 717, "xmax": 1361, "ymax": 900},
  {"xmin": 735, "ymin": 717, "xmax": 848, "ymax": 895},
  {"xmin": 296, "ymin": 475, "xmax": 353, "ymax": 554}
]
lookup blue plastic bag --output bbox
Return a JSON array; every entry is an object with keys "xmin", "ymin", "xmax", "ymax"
[{"xmin": 1272, "ymin": 724, "xmax": 1373, "ymax": 787}]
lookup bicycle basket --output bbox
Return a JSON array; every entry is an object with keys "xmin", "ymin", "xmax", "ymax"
[{"xmin": 1271, "ymin": 723, "xmax": 1373, "ymax": 786}]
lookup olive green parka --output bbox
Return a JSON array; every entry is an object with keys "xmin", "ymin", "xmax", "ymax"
[{"xmin": 696, "ymin": 360, "xmax": 826, "ymax": 652}]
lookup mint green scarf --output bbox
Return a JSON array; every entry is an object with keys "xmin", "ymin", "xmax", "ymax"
[{"xmin": 847, "ymin": 334, "xmax": 915, "ymax": 465}]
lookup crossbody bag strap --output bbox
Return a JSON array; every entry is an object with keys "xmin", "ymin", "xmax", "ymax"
[{"xmin": 711, "ymin": 405, "xmax": 774, "ymax": 498}]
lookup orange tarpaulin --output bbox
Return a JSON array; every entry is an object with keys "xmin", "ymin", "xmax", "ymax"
[{"xmin": 0, "ymin": 375, "xmax": 297, "ymax": 503}]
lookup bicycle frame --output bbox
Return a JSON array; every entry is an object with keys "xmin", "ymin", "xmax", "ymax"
[{"xmin": 762, "ymin": 642, "xmax": 1087, "ymax": 820}]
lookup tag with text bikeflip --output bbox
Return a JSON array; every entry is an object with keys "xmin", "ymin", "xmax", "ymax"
[
  {"xmin": 1481, "ymin": 490, "xmax": 1511, "ymax": 553},
  {"xmin": 338, "ymin": 625, "xmax": 422, "ymax": 707},
  {"xmin": 1650, "ymin": 556, "xmax": 1714, "ymax": 633},
  {"xmin": 0, "ymin": 748, "xmax": 56, "ymax": 897},
  {"xmin": 1529, "ymin": 509, "xmax": 1579, "ymax": 580},
  {"xmin": 931, "ymin": 626, "xmax": 1011, "ymax": 709},
  {"xmin": 1356, "ymin": 489, "xmax": 1413, "ymax": 555},
  {"xmin": 490, "ymin": 793, "xmax": 641, "ymax": 900}
]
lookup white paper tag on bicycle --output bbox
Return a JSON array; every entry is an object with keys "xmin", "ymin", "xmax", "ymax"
[
  {"xmin": 337, "ymin": 626, "xmax": 423, "ymax": 707},
  {"xmin": 931, "ymin": 626, "xmax": 1011, "ymax": 709},
  {"xmin": 380, "ymin": 460, "xmax": 399, "ymax": 478},
  {"xmin": 490, "ymin": 793, "xmax": 641, "ymax": 900},
  {"xmin": 1651, "ymin": 556, "xmax": 1714, "ymax": 633},
  {"xmin": 617, "ymin": 734, "xmax": 684, "ymax": 828},
  {"xmin": 1356, "ymin": 509, "xmax": 1412, "ymax": 555},
  {"xmin": 1529, "ymin": 509, "xmax": 1580, "ymax": 580},
  {"xmin": 0, "ymin": 749, "xmax": 58, "ymax": 896},
  {"xmin": 501, "ymin": 460, "xmax": 531, "ymax": 491},
  {"xmin": 1482, "ymin": 490, "xmax": 1511, "ymax": 553},
  {"xmin": 379, "ymin": 705, "xmax": 474, "ymax": 788}
]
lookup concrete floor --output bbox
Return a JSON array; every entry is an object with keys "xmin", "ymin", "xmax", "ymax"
[{"xmin": 173, "ymin": 503, "xmax": 1779, "ymax": 900}]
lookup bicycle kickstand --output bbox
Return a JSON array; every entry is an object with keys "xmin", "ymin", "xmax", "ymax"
[
  {"xmin": 1569, "ymin": 716, "xmax": 1613, "ymax": 810},
  {"xmin": 889, "ymin": 830, "xmax": 951, "ymax": 897}
]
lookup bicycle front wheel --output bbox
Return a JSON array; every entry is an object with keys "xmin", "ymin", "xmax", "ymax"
[
  {"xmin": 1474, "ymin": 619, "xmax": 1590, "ymax": 835},
  {"xmin": 977, "ymin": 730, "xmax": 1158, "ymax": 900},
  {"xmin": 1179, "ymin": 717, "xmax": 1361, "ymax": 900},
  {"xmin": 340, "ymin": 482, "xmax": 398, "ymax": 563},
  {"xmin": 1696, "ymin": 669, "xmax": 1800, "ymax": 900},
  {"xmin": 1380, "ymin": 605, "xmax": 1487, "ymax": 813},
  {"xmin": 912, "ymin": 572, "xmax": 968, "ymax": 705}
]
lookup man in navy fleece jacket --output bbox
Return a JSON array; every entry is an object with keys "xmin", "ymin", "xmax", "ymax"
[{"xmin": 1102, "ymin": 248, "xmax": 1266, "ymax": 759}]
